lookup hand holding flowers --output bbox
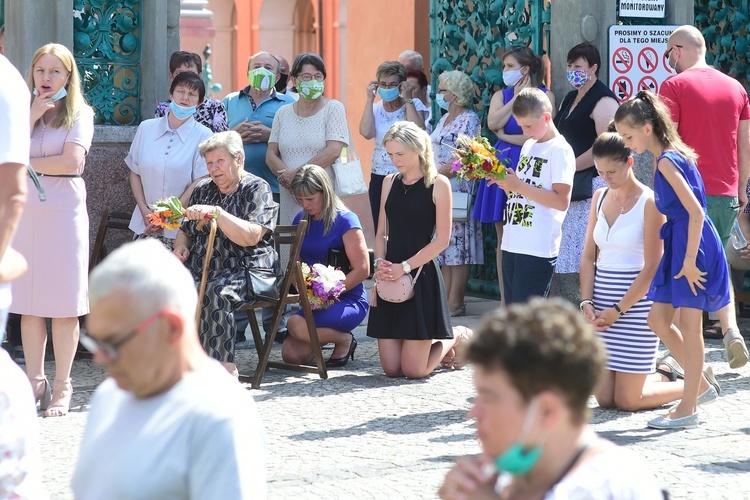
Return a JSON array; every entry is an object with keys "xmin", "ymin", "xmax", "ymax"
[
  {"xmin": 450, "ymin": 134, "xmax": 509, "ymax": 182},
  {"xmin": 301, "ymin": 263, "xmax": 347, "ymax": 310}
]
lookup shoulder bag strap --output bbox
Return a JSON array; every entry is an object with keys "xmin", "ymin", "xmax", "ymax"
[{"xmin": 597, "ymin": 188, "xmax": 609, "ymax": 214}]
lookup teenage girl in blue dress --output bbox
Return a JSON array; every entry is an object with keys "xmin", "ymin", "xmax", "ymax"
[{"xmin": 614, "ymin": 91, "xmax": 729, "ymax": 429}]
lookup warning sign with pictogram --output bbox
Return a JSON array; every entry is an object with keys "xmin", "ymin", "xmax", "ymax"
[
  {"xmin": 638, "ymin": 76, "xmax": 658, "ymax": 94},
  {"xmin": 638, "ymin": 47, "xmax": 658, "ymax": 73},
  {"xmin": 609, "ymin": 25, "xmax": 680, "ymax": 102},
  {"xmin": 612, "ymin": 76, "xmax": 633, "ymax": 101},
  {"xmin": 612, "ymin": 48, "xmax": 634, "ymax": 74}
]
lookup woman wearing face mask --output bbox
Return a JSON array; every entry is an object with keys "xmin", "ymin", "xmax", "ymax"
[
  {"xmin": 154, "ymin": 51, "xmax": 228, "ymax": 133},
  {"xmin": 12, "ymin": 43, "xmax": 95, "ymax": 417},
  {"xmin": 127, "ymin": 71, "xmax": 213, "ymax": 248},
  {"xmin": 438, "ymin": 299, "xmax": 665, "ymax": 499},
  {"xmin": 431, "ymin": 70, "xmax": 484, "ymax": 320},
  {"xmin": 359, "ymin": 61, "xmax": 428, "ymax": 231},
  {"xmin": 267, "ymin": 53, "xmax": 350, "ymax": 225},
  {"xmin": 479, "ymin": 47, "xmax": 553, "ymax": 307},
  {"xmin": 552, "ymin": 42, "xmax": 619, "ymax": 306}
]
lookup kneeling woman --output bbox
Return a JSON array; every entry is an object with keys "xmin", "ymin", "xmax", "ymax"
[
  {"xmin": 580, "ymin": 132, "xmax": 684, "ymax": 410},
  {"xmin": 367, "ymin": 121, "xmax": 471, "ymax": 379},
  {"xmin": 282, "ymin": 165, "xmax": 370, "ymax": 367}
]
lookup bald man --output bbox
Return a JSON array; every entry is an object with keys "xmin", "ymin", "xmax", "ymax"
[{"xmin": 660, "ymin": 25, "xmax": 750, "ymax": 368}]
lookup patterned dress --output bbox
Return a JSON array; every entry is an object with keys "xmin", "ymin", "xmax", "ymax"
[
  {"xmin": 155, "ymin": 98, "xmax": 229, "ymax": 133},
  {"xmin": 431, "ymin": 110, "xmax": 484, "ymax": 266},
  {"xmin": 183, "ymin": 175, "xmax": 279, "ymax": 363}
]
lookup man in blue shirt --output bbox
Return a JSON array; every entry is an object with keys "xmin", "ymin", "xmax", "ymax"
[
  {"xmin": 223, "ymin": 52, "xmax": 294, "ymax": 205},
  {"xmin": 223, "ymin": 52, "xmax": 294, "ymax": 341}
]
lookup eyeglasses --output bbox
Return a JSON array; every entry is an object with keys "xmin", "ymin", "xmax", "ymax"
[
  {"xmin": 296, "ymin": 73, "xmax": 325, "ymax": 82},
  {"xmin": 437, "ymin": 88, "xmax": 451, "ymax": 94},
  {"xmin": 665, "ymin": 44, "xmax": 682, "ymax": 58},
  {"xmin": 79, "ymin": 309, "xmax": 166, "ymax": 359},
  {"xmin": 378, "ymin": 82, "xmax": 400, "ymax": 89}
]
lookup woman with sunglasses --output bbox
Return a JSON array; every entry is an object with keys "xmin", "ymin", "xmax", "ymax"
[
  {"xmin": 359, "ymin": 61, "xmax": 428, "ymax": 231},
  {"xmin": 267, "ymin": 53, "xmax": 349, "ymax": 225}
]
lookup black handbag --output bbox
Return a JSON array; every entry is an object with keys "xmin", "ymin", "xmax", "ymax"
[
  {"xmin": 327, "ymin": 247, "xmax": 375, "ymax": 279},
  {"xmin": 570, "ymin": 167, "xmax": 595, "ymax": 202},
  {"xmin": 240, "ymin": 262, "xmax": 282, "ymax": 302}
]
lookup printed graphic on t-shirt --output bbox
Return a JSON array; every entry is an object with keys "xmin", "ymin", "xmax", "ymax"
[{"xmin": 504, "ymin": 154, "xmax": 547, "ymax": 227}]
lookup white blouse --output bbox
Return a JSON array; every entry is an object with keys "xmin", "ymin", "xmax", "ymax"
[{"xmin": 125, "ymin": 115, "xmax": 212, "ymax": 239}]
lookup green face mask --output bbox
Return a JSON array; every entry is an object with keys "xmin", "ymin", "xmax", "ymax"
[
  {"xmin": 297, "ymin": 79, "xmax": 325, "ymax": 100},
  {"xmin": 248, "ymin": 67, "xmax": 277, "ymax": 91}
]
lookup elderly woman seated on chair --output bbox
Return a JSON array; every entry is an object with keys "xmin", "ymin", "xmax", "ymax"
[
  {"xmin": 282, "ymin": 165, "xmax": 370, "ymax": 368},
  {"xmin": 174, "ymin": 131, "xmax": 279, "ymax": 376}
]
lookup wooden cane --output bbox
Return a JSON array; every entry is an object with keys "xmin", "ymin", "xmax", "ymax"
[{"xmin": 195, "ymin": 218, "xmax": 217, "ymax": 328}]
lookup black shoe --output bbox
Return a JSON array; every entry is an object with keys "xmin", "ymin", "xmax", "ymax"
[
  {"xmin": 275, "ymin": 329, "xmax": 288, "ymax": 344},
  {"xmin": 325, "ymin": 335, "xmax": 357, "ymax": 368}
]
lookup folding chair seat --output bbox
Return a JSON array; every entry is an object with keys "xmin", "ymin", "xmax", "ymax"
[{"xmin": 237, "ymin": 219, "xmax": 328, "ymax": 388}]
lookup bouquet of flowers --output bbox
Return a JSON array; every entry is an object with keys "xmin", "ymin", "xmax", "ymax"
[
  {"xmin": 300, "ymin": 263, "xmax": 347, "ymax": 310},
  {"xmin": 450, "ymin": 134, "xmax": 508, "ymax": 181},
  {"xmin": 147, "ymin": 196, "xmax": 186, "ymax": 230}
]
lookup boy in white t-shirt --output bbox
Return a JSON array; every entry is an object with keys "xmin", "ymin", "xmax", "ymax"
[{"xmin": 489, "ymin": 88, "xmax": 575, "ymax": 304}]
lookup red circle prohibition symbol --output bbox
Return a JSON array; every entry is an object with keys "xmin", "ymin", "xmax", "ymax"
[
  {"xmin": 612, "ymin": 47, "xmax": 634, "ymax": 74},
  {"xmin": 638, "ymin": 76, "xmax": 658, "ymax": 94},
  {"xmin": 638, "ymin": 47, "xmax": 658, "ymax": 74},
  {"xmin": 612, "ymin": 76, "xmax": 633, "ymax": 102}
]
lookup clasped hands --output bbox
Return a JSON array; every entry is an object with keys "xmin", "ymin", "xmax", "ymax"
[
  {"xmin": 233, "ymin": 119, "xmax": 269, "ymax": 144},
  {"xmin": 374, "ymin": 260, "xmax": 406, "ymax": 282},
  {"xmin": 581, "ymin": 303, "xmax": 620, "ymax": 331}
]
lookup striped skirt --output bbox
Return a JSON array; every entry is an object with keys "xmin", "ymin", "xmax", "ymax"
[{"xmin": 594, "ymin": 268, "xmax": 659, "ymax": 374}]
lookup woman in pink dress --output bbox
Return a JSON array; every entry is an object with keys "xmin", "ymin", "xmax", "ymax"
[{"xmin": 12, "ymin": 43, "xmax": 94, "ymax": 417}]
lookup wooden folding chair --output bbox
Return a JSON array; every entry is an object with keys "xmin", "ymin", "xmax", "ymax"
[
  {"xmin": 89, "ymin": 207, "xmax": 132, "ymax": 272},
  {"xmin": 237, "ymin": 219, "xmax": 328, "ymax": 388}
]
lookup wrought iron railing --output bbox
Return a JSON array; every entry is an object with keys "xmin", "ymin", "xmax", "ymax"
[
  {"xmin": 73, "ymin": 0, "xmax": 141, "ymax": 125},
  {"xmin": 695, "ymin": 0, "xmax": 750, "ymax": 91}
]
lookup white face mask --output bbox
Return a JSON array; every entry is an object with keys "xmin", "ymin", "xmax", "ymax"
[{"xmin": 503, "ymin": 69, "xmax": 524, "ymax": 87}]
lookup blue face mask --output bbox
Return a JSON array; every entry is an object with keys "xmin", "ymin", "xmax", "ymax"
[
  {"xmin": 169, "ymin": 100, "xmax": 197, "ymax": 120},
  {"xmin": 494, "ymin": 399, "xmax": 542, "ymax": 476},
  {"xmin": 377, "ymin": 86, "xmax": 400, "ymax": 102},
  {"xmin": 435, "ymin": 93, "xmax": 450, "ymax": 110},
  {"xmin": 34, "ymin": 86, "xmax": 68, "ymax": 102}
]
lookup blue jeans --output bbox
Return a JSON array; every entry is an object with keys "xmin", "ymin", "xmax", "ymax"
[{"xmin": 502, "ymin": 251, "xmax": 557, "ymax": 304}]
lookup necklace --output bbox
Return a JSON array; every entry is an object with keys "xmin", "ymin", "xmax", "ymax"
[
  {"xmin": 218, "ymin": 182, "xmax": 240, "ymax": 204},
  {"xmin": 614, "ymin": 189, "xmax": 638, "ymax": 214},
  {"xmin": 401, "ymin": 176, "xmax": 422, "ymax": 194},
  {"xmin": 294, "ymin": 101, "xmax": 319, "ymax": 124}
]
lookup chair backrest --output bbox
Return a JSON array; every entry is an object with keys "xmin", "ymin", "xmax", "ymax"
[
  {"xmin": 274, "ymin": 219, "xmax": 309, "ymax": 297},
  {"xmin": 89, "ymin": 208, "xmax": 133, "ymax": 272}
]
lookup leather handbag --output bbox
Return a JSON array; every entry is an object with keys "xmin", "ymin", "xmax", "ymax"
[
  {"xmin": 372, "ymin": 174, "xmax": 424, "ymax": 305},
  {"xmin": 452, "ymin": 191, "xmax": 471, "ymax": 221},
  {"xmin": 240, "ymin": 262, "xmax": 282, "ymax": 302},
  {"xmin": 326, "ymin": 247, "xmax": 375, "ymax": 279},
  {"xmin": 570, "ymin": 167, "xmax": 595, "ymax": 202},
  {"xmin": 332, "ymin": 128, "xmax": 368, "ymax": 197}
]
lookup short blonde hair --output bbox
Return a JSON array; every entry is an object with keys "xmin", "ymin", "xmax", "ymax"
[
  {"xmin": 27, "ymin": 43, "xmax": 89, "ymax": 129},
  {"xmin": 382, "ymin": 121, "xmax": 437, "ymax": 187},
  {"xmin": 512, "ymin": 87, "xmax": 552, "ymax": 118},
  {"xmin": 439, "ymin": 70, "xmax": 475, "ymax": 108},
  {"xmin": 198, "ymin": 131, "xmax": 245, "ymax": 165}
]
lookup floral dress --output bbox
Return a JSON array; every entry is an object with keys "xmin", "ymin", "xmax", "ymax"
[
  {"xmin": 155, "ymin": 98, "xmax": 229, "ymax": 133},
  {"xmin": 431, "ymin": 110, "xmax": 484, "ymax": 266}
]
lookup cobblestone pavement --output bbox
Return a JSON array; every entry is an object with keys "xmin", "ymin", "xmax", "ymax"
[{"xmin": 22, "ymin": 296, "xmax": 750, "ymax": 499}]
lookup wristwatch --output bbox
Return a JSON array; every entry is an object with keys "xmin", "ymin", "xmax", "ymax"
[
  {"xmin": 401, "ymin": 260, "xmax": 411, "ymax": 274},
  {"xmin": 405, "ymin": 98, "xmax": 414, "ymax": 104}
]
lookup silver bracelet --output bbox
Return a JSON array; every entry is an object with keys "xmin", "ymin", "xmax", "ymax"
[{"xmin": 579, "ymin": 299, "xmax": 594, "ymax": 312}]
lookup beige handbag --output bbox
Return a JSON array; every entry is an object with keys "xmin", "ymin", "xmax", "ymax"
[{"xmin": 371, "ymin": 175, "xmax": 423, "ymax": 305}]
